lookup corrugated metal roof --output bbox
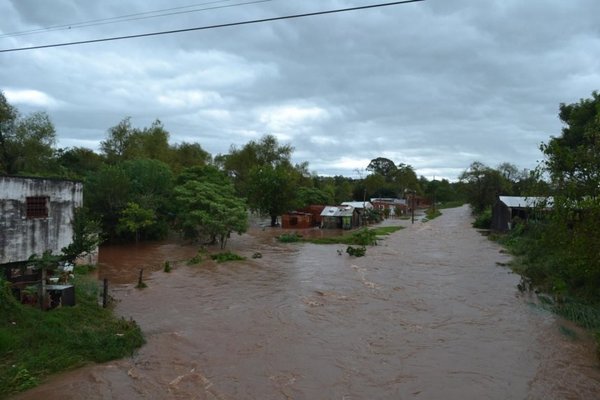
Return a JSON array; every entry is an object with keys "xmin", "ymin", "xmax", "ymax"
[
  {"xmin": 499, "ymin": 196, "xmax": 553, "ymax": 209},
  {"xmin": 320, "ymin": 205, "xmax": 355, "ymax": 217},
  {"xmin": 371, "ymin": 198, "xmax": 407, "ymax": 205},
  {"xmin": 341, "ymin": 201, "xmax": 373, "ymax": 209}
]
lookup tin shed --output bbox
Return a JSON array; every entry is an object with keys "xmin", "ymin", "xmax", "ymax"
[{"xmin": 491, "ymin": 196, "xmax": 552, "ymax": 232}]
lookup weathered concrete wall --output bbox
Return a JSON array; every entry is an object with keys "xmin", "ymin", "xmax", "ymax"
[{"xmin": 0, "ymin": 176, "xmax": 83, "ymax": 264}]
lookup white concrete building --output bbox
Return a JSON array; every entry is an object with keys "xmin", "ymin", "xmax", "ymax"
[{"xmin": 0, "ymin": 176, "xmax": 83, "ymax": 265}]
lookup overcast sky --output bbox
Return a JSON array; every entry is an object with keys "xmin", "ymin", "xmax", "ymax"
[{"xmin": 1, "ymin": 0, "xmax": 599, "ymax": 180}]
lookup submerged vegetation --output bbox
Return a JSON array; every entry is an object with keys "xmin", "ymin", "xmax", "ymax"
[
  {"xmin": 0, "ymin": 274, "xmax": 144, "ymax": 397},
  {"xmin": 210, "ymin": 251, "xmax": 246, "ymax": 263},
  {"xmin": 304, "ymin": 226, "xmax": 403, "ymax": 245}
]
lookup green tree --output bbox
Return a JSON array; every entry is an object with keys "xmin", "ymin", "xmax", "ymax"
[
  {"xmin": 366, "ymin": 157, "xmax": 397, "ymax": 181},
  {"xmin": 395, "ymin": 163, "xmax": 420, "ymax": 194},
  {"xmin": 170, "ymin": 142, "xmax": 211, "ymax": 172},
  {"xmin": 296, "ymin": 186, "xmax": 332, "ymax": 208},
  {"xmin": 216, "ymin": 134, "xmax": 293, "ymax": 197},
  {"xmin": 100, "ymin": 117, "xmax": 136, "ymax": 164},
  {"xmin": 247, "ymin": 163, "xmax": 299, "ymax": 226},
  {"xmin": 56, "ymin": 147, "xmax": 104, "ymax": 179},
  {"xmin": 117, "ymin": 202, "xmax": 156, "ymax": 243},
  {"xmin": 0, "ymin": 92, "xmax": 57, "ymax": 175},
  {"xmin": 535, "ymin": 91, "xmax": 600, "ymax": 300},
  {"xmin": 126, "ymin": 119, "xmax": 171, "ymax": 163},
  {"xmin": 459, "ymin": 161, "xmax": 510, "ymax": 213},
  {"xmin": 61, "ymin": 207, "xmax": 102, "ymax": 263},
  {"xmin": 175, "ymin": 166, "xmax": 247, "ymax": 248},
  {"xmin": 542, "ymin": 91, "xmax": 600, "ymax": 199},
  {"xmin": 84, "ymin": 165, "xmax": 132, "ymax": 240}
]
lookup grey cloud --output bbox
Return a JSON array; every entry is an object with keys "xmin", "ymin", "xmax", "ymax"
[{"xmin": 1, "ymin": 0, "xmax": 600, "ymax": 180}]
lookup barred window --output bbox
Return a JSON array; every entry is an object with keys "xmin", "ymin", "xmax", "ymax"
[{"xmin": 26, "ymin": 196, "xmax": 48, "ymax": 219}]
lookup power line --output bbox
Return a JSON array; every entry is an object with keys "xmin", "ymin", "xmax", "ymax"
[
  {"xmin": 0, "ymin": 0, "xmax": 425, "ymax": 53},
  {"xmin": 0, "ymin": 0, "xmax": 277, "ymax": 39}
]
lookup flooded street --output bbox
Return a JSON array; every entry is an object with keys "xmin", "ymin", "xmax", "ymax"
[{"xmin": 11, "ymin": 206, "xmax": 600, "ymax": 399}]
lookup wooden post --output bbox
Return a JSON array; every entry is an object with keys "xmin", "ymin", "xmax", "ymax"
[
  {"xmin": 102, "ymin": 278, "xmax": 108, "ymax": 308},
  {"xmin": 411, "ymin": 192, "xmax": 415, "ymax": 224},
  {"xmin": 39, "ymin": 267, "xmax": 47, "ymax": 310},
  {"xmin": 138, "ymin": 268, "xmax": 144, "ymax": 287}
]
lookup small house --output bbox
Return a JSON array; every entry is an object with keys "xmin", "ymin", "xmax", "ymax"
[
  {"xmin": 371, "ymin": 198, "xmax": 407, "ymax": 216},
  {"xmin": 298, "ymin": 205, "xmax": 326, "ymax": 227},
  {"xmin": 320, "ymin": 205, "xmax": 356, "ymax": 229},
  {"xmin": 341, "ymin": 201, "xmax": 373, "ymax": 226},
  {"xmin": 491, "ymin": 196, "xmax": 552, "ymax": 232},
  {"xmin": 281, "ymin": 211, "xmax": 313, "ymax": 229}
]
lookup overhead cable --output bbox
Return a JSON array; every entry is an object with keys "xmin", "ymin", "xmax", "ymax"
[
  {"xmin": 0, "ymin": 0, "xmax": 276, "ymax": 39},
  {"xmin": 0, "ymin": 0, "xmax": 425, "ymax": 53}
]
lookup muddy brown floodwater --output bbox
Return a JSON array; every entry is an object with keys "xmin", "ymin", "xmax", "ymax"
[{"xmin": 11, "ymin": 206, "xmax": 600, "ymax": 399}]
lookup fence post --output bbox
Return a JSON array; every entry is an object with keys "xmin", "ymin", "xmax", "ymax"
[{"xmin": 102, "ymin": 278, "xmax": 108, "ymax": 308}]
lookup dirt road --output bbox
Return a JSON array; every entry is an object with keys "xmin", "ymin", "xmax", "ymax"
[{"xmin": 11, "ymin": 206, "xmax": 600, "ymax": 399}]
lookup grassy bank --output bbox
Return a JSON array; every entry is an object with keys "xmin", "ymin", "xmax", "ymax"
[
  {"xmin": 287, "ymin": 226, "xmax": 404, "ymax": 245},
  {"xmin": 491, "ymin": 223, "xmax": 600, "ymax": 357},
  {"xmin": 0, "ymin": 272, "xmax": 144, "ymax": 397}
]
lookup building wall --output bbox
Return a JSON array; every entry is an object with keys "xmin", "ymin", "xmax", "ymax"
[
  {"xmin": 0, "ymin": 177, "xmax": 83, "ymax": 264},
  {"xmin": 491, "ymin": 201, "xmax": 511, "ymax": 231},
  {"xmin": 282, "ymin": 213, "xmax": 313, "ymax": 229}
]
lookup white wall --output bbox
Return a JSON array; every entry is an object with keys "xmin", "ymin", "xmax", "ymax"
[{"xmin": 0, "ymin": 177, "xmax": 83, "ymax": 264}]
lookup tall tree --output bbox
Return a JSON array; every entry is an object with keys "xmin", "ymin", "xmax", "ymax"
[
  {"xmin": 247, "ymin": 163, "xmax": 299, "ymax": 226},
  {"xmin": 216, "ymin": 134, "xmax": 293, "ymax": 197},
  {"xmin": 175, "ymin": 165, "xmax": 247, "ymax": 248},
  {"xmin": 100, "ymin": 117, "xmax": 136, "ymax": 164},
  {"xmin": 170, "ymin": 142, "xmax": 211, "ymax": 172},
  {"xmin": 0, "ymin": 92, "xmax": 57, "ymax": 175},
  {"xmin": 366, "ymin": 157, "xmax": 397, "ymax": 181},
  {"xmin": 459, "ymin": 161, "xmax": 510, "ymax": 213},
  {"xmin": 542, "ymin": 91, "xmax": 600, "ymax": 199},
  {"xmin": 56, "ymin": 147, "xmax": 104, "ymax": 179}
]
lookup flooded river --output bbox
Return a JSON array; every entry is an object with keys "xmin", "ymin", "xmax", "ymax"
[{"xmin": 11, "ymin": 206, "xmax": 600, "ymax": 399}]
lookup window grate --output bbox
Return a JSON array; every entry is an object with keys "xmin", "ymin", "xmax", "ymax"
[{"xmin": 26, "ymin": 196, "xmax": 48, "ymax": 218}]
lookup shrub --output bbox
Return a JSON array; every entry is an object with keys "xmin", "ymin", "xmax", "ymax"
[
  {"xmin": 472, "ymin": 208, "xmax": 492, "ymax": 229},
  {"xmin": 346, "ymin": 246, "xmax": 366, "ymax": 257},
  {"xmin": 277, "ymin": 233, "xmax": 303, "ymax": 243},
  {"xmin": 351, "ymin": 228, "xmax": 378, "ymax": 246},
  {"xmin": 210, "ymin": 251, "xmax": 246, "ymax": 263}
]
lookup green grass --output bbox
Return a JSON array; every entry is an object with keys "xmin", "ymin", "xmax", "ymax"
[
  {"xmin": 277, "ymin": 233, "xmax": 303, "ymax": 243},
  {"xmin": 422, "ymin": 208, "xmax": 442, "ymax": 222},
  {"xmin": 0, "ymin": 275, "xmax": 144, "ymax": 397},
  {"xmin": 490, "ymin": 224, "xmax": 600, "ymax": 359},
  {"xmin": 305, "ymin": 226, "xmax": 403, "ymax": 245}
]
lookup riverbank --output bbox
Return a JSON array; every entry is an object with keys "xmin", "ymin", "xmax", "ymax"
[
  {"xmin": 0, "ymin": 272, "xmax": 144, "ymax": 398},
  {"xmin": 490, "ymin": 224, "xmax": 600, "ymax": 359}
]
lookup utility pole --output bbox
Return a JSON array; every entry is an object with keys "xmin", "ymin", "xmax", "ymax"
[
  {"xmin": 411, "ymin": 191, "xmax": 415, "ymax": 224},
  {"xmin": 432, "ymin": 175, "xmax": 436, "ymax": 215}
]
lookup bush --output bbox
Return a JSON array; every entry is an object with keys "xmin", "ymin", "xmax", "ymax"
[
  {"xmin": 424, "ymin": 208, "xmax": 442, "ymax": 221},
  {"xmin": 210, "ymin": 251, "xmax": 246, "ymax": 263},
  {"xmin": 351, "ymin": 228, "xmax": 378, "ymax": 246},
  {"xmin": 472, "ymin": 208, "xmax": 492, "ymax": 229},
  {"xmin": 346, "ymin": 246, "xmax": 366, "ymax": 257},
  {"xmin": 277, "ymin": 233, "xmax": 303, "ymax": 243}
]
